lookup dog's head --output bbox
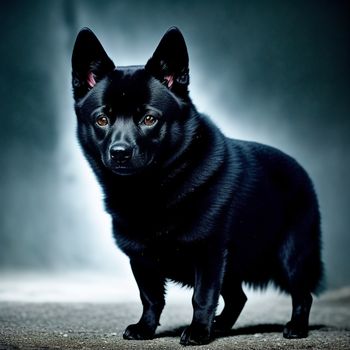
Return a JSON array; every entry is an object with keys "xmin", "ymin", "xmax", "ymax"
[{"xmin": 72, "ymin": 27, "xmax": 196, "ymax": 176}]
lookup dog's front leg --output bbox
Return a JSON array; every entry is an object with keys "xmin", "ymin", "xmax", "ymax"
[
  {"xmin": 123, "ymin": 257, "xmax": 165, "ymax": 340},
  {"xmin": 180, "ymin": 249, "xmax": 225, "ymax": 346}
]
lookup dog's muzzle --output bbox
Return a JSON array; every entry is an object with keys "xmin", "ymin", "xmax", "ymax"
[{"xmin": 110, "ymin": 143, "xmax": 133, "ymax": 165}]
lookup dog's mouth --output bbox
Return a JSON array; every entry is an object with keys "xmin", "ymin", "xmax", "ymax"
[
  {"xmin": 105, "ymin": 155, "xmax": 155, "ymax": 176},
  {"xmin": 110, "ymin": 165, "xmax": 140, "ymax": 176}
]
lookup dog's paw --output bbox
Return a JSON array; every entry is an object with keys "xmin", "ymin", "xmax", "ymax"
[
  {"xmin": 283, "ymin": 321, "xmax": 308, "ymax": 339},
  {"xmin": 123, "ymin": 323, "xmax": 155, "ymax": 340},
  {"xmin": 180, "ymin": 325, "xmax": 211, "ymax": 346}
]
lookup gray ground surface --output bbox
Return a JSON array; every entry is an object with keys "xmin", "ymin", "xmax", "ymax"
[{"xmin": 0, "ymin": 288, "xmax": 350, "ymax": 350}]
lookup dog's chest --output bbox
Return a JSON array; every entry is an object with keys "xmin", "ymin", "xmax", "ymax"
[{"xmin": 142, "ymin": 242, "xmax": 196, "ymax": 284}]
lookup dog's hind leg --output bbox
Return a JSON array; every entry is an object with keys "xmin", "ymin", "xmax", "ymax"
[
  {"xmin": 278, "ymin": 218, "xmax": 322, "ymax": 339},
  {"xmin": 283, "ymin": 292, "xmax": 313, "ymax": 338},
  {"xmin": 213, "ymin": 279, "xmax": 247, "ymax": 333}
]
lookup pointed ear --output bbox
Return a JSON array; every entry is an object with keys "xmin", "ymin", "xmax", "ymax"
[
  {"xmin": 71, "ymin": 28, "xmax": 115, "ymax": 100},
  {"xmin": 145, "ymin": 27, "xmax": 189, "ymax": 97}
]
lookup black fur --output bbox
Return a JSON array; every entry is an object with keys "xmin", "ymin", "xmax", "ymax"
[{"xmin": 71, "ymin": 27, "xmax": 323, "ymax": 345}]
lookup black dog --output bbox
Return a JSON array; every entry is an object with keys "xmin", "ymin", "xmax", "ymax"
[{"xmin": 71, "ymin": 27, "xmax": 323, "ymax": 345}]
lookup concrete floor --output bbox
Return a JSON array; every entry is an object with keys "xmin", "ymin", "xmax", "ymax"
[{"xmin": 0, "ymin": 276, "xmax": 349, "ymax": 349}]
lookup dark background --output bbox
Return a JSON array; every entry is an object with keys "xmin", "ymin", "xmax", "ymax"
[{"xmin": 0, "ymin": 0, "xmax": 349, "ymax": 288}]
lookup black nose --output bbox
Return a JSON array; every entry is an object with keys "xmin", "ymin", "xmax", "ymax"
[{"xmin": 110, "ymin": 144, "xmax": 133, "ymax": 164}]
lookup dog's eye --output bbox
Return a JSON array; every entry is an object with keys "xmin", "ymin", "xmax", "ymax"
[
  {"xmin": 96, "ymin": 115, "xmax": 109, "ymax": 127},
  {"xmin": 143, "ymin": 115, "xmax": 157, "ymax": 126}
]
